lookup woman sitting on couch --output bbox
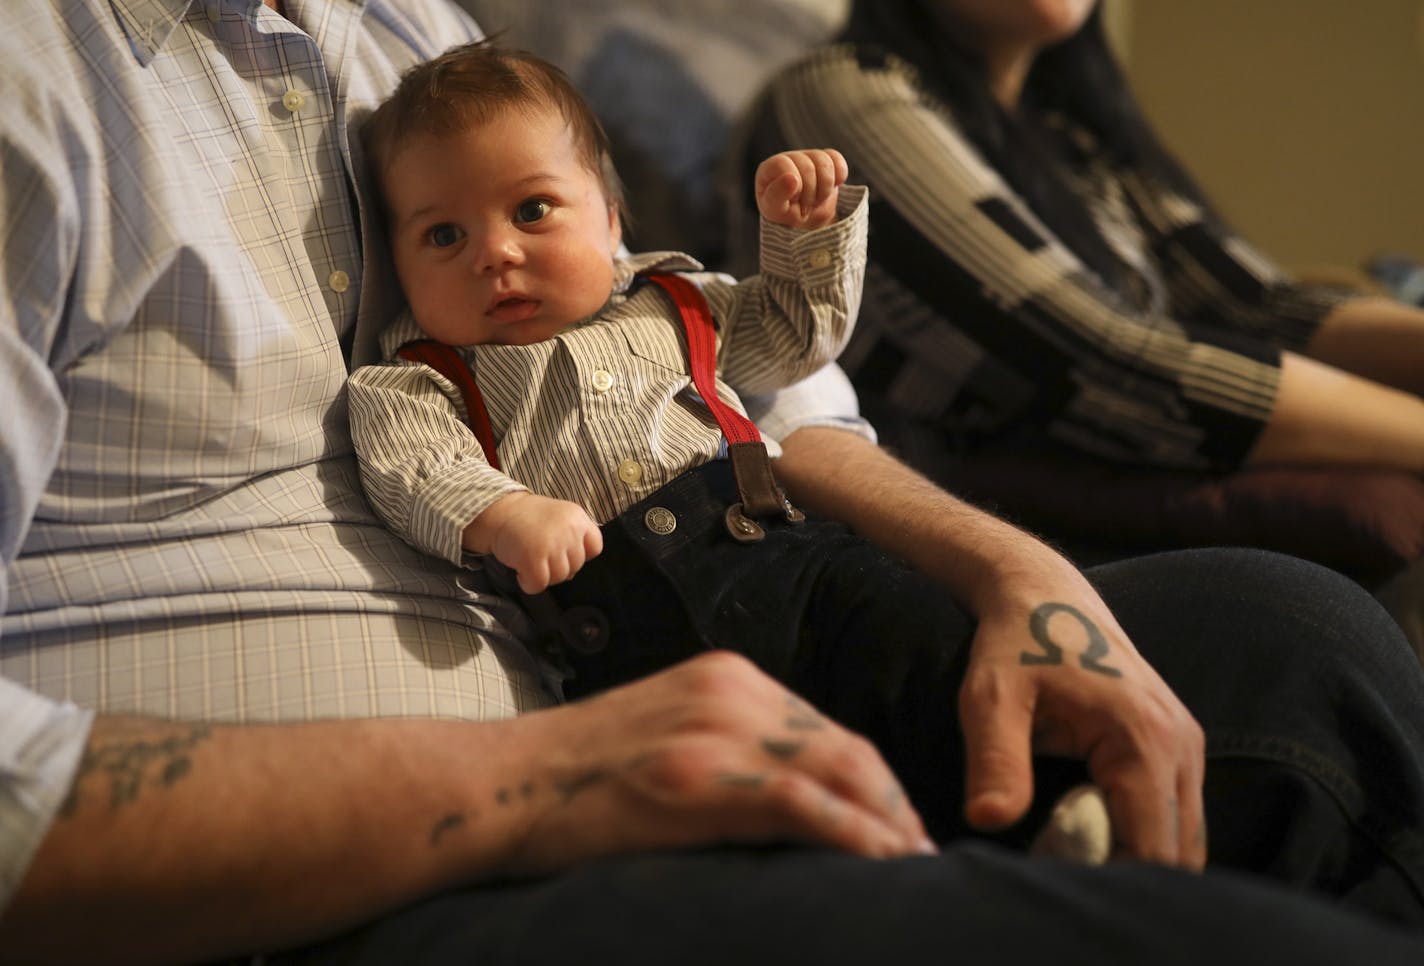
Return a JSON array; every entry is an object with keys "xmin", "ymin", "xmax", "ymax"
[{"xmin": 727, "ymin": 0, "xmax": 1424, "ymax": 579}]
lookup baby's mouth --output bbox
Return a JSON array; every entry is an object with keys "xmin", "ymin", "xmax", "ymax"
[{"xmin": 487, "ymin": 295, "xmax": 540, "ymax": 323}]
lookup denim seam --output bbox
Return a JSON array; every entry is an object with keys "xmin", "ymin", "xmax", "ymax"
[{"xmin": 1209, "ymin": 728, "xmax": 1424, "ymax": 906}]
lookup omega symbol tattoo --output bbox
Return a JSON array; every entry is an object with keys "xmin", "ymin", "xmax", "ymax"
[{"xmin": 1021, "ymin": 602, "xmax": 1123, "ymax": 678}]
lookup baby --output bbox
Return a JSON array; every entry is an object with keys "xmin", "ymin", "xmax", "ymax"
[
  {"xmin": 353, "ymin": 39, "xmax": 863, "ymax": 600},
  {"xmin": 350, "ymin": 39, "xmax": 1108, "ymax": 862}
]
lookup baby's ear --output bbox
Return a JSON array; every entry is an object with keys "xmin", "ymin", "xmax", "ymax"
[{"xmin": 608, "ymin": 202, "xmax": 624, "ymax": 249}]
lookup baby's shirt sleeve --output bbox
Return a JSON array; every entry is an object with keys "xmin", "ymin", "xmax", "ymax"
[
  {"xmin": 347, "ymin": 348, "xmax": 527, "ymax": 566},
  {"xmin": 711, "ymin": 183, "xmax": 869, "ymax": 397}
]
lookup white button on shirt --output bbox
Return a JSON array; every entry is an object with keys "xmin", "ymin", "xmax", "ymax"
[
  {"xmin": 616, "ymin": 459, "xmax": 643, "ymax": 485},
  {"xmin": 591, "ymin": 369, "xmax": 615, "ymax": 392},
  {"xmin": 281, "ymin": 89, "xmax": 306, "ymax": 113},
  {"xmin": 808, "ymin": 249, "xmax": 833, "ymax": 269}
]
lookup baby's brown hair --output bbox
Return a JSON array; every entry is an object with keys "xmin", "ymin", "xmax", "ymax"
[{"xmin": 365, "ymin": 38, "xmax": 625, "ymax": 216}]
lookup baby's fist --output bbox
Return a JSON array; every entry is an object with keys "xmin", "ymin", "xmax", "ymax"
[{"xmin": 755, "ymin": 148, "xmax": 849, "ymax": 230}]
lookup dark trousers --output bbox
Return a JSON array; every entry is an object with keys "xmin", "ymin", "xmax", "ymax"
[
  {"xmin": 547, "ymin": 461, "xmax": 990, "ymax": 844},
  {"xmin": 537, "ymin": 461, "xmax": 1424, "ymax": 920},
  {"xmin": 280, "ymin": 466, "xmax": 1424, "ymax": 963},
  {"xmin": 280, "ymin": 843, "xmax": 1424, "ymax": 966}
]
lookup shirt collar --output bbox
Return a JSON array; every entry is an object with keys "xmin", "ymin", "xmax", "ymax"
[
  {"xmin": 109, "ymin": 0, "xmax": 198, "ymax": 64},
  {"xmin": 109, "ymin": 0, "xmax": 349, "ymax": 66},
  {"xmin": 611, "ymin": 250, "xmax": 704, "ymax": 293}
]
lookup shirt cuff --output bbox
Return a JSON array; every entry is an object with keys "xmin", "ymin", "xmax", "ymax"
[
  {"xmin": 0, "ymin": 678, "xmax": 94, "ymax": 915},
  {"xmin": 411, "ymin": 460, "xmax": 529, "ymax": 566}
]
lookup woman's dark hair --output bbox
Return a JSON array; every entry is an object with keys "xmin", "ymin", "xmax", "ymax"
[{"xmin": 841, "ymin": 1, "xmax": 1208, "ymax": 297}]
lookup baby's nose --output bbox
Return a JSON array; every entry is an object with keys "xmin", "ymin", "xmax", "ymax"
[{"xmin": 475, "ymin": 229, "xmax": 521, "ymax": 273}]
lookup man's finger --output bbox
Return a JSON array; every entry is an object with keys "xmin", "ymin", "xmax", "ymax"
[
  {"xmin": 706, "ymin": 768, "xmax": 931, "ymax": 859},
  {"xmin": 1177, "ymin": 756, "xmax": 1207, "ymax": 870},
  {"xmin": 1096, "ymin": 757, "xmax": 1179, "ymax": 865},
  {"xmin": 958, "ymin": 670, "xmax": 1035, "ymax": 830},
  {"xmin": 796, "ymin": 720, "xmax": 931, "ymax": 849}
]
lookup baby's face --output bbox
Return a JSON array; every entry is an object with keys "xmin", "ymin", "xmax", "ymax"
[{"xmin": 383, "ymin": 105, "xmax": 621, "ymax": 347}]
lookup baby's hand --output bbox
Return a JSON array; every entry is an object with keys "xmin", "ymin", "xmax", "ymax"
[
  {"xmin": 755, "ymin": 149, "xmax": 849, "ymax": 230},
  {"xmin": 477, "ymin": 493, "xmax": 603, "ymax": 594}
]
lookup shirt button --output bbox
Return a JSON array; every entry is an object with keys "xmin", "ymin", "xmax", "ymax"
[
  {"xmin": 281, "ymin": 89, "xmax": 306, "ymax": 113},
  {"xmin": 327, "ymin": 269, "xmax": 351, "ymax": 293},
  {"xmin": 616, "ymin": 459, "xmax": 643, "ymax": 485},
  {"xmin": 591, "ymin": 369, "xmax": 615, "ymax": 392},
  {"xmin": 808, "ymin": 249, "xmax": 832, "ymax": 269}
]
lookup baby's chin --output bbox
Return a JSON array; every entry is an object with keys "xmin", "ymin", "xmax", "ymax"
[{"xmin": 487, "ymin": 318, "xmax": 582, "ymax": 346}]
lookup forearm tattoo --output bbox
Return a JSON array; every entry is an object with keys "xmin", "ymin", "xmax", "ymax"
[
  {"xmin": 425, "ymin": 693, "xmax": 855, "ymax": 848},
  {"xmin": 429, "ymin": 812, "xmax": 469, "ymax": 846},
  {"xmin": 428, "ymin": 768, "xmax": 611, "ymax": 846},
  {"xmin": 1021, "ymin": 602, "xmax": 1123, "ymax": 678},
  {"xmin": 60, "ymin": 720, "xmax": 214, "ymax": 818},
  {"xmin": 553, "ymin": 768, "xmax": 611, "ymax": 803}
]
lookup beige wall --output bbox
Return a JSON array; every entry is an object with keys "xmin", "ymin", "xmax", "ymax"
[{"xmin": 1114, "ymin": 0, "xmax": 1424, "ymax": 273}]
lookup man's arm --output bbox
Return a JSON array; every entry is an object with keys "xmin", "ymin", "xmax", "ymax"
[
  {"xmin": 1, "ymin": 653, "xmax": 931, "ymax": 965},
  {"xmin": 773, "ymin": 425, "xmax": 1206, "ymax": 869}
]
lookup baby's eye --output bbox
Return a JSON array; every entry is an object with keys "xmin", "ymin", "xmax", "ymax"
[
  {"xmin": 427, "ymin": 224, "xmax": 464, "ymax": 248},
  {"xmin": 514, "ymin": 199, "xmax": 552, "ymax": 224}
]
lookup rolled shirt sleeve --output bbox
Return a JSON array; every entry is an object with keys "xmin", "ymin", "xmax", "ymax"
[
  {"xmin": 744, "ymin": 361, "xmax": 878, "ymax": 445},
  {"xmin": 0, "ymin": 678, "xmax": 94, "ymax": 913}
]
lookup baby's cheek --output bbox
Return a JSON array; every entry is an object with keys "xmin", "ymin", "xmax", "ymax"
[{"xmin": 411, "ymin": 291, "xmax": 475, "ymax": 344}]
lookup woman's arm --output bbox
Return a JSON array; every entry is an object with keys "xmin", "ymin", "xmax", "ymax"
[
  {"xmin": 1248, "ymin": 350, "xmax": 1424, "ymax": 471},
  {"xmin": 1305, "ymin": 294, "xmax": 1424, "ymax": 397},
  {"xmin": 740, "ymin": 46, "xmax": 1306, "ymax": 471}
]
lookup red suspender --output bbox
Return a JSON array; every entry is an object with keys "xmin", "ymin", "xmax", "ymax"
[
  {"xmin": 395, "ymin": 339, "xmax": 501, "ymax": 470},
  {"xmin": 643, "ymin": 273, "xmax": 802, "ymax": 541},
  {"xmin": 645, "ymin": 273, "xmax": 761, "ymax": 446},
  {"xmin": 394, "ymin": 272, "xmax": 801, "ymax": 542}
]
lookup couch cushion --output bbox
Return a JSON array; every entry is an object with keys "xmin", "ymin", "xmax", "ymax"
[{"xmin": 939, "ymin": 450, "xmax": 1424, "ymax": 580}]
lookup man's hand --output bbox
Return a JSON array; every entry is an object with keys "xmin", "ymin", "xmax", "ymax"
[
  {"xmin": 496, "ymin": 651, "xmax": 936, "ymax": 876},
  {"xmin": 957, "ymin": 562, "xmax": 1206, "ymax": 869},
  {"xmin": 771, "ymin": 425, "xmax": 1207, "ymax": 870},
  {"xmin": 466, "ymin": 492, "xmax": 603, "ymax": 594},
  {"xmin": 755, "ymin": 149, "xmax": 849, "ymax": 230}
]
